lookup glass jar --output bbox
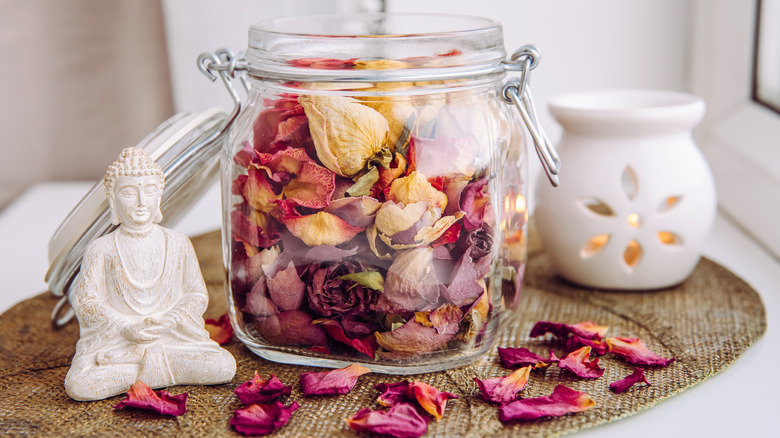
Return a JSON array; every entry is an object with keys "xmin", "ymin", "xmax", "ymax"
[{"xmin": 209, "ymin": 13, "xmax": 557, "ymax": 373}]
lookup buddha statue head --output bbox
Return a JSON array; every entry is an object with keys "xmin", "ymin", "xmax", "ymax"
[{"xmin": 104, "ymin": 148, "xmax": 165, "ymax": 228}]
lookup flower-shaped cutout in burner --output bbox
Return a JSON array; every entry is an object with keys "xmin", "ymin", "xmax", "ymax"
[{"xmin": 577, "ymin": 165, "xmax": 685, "ymax": 272}]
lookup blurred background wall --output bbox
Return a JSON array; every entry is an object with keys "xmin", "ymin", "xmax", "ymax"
[{"xmin": 0, "ymin": 0, "xmax": 692, "ymax": 209}]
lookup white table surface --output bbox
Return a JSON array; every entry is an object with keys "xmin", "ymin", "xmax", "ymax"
[{"xmin": 1, "ymin": 181, "xmax": 777, "ymax": 436}]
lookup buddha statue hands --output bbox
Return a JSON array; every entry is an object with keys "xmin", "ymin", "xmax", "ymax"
[{"xmin": 64, "ymin": 147, "xmax": 236, "ymax": 401}]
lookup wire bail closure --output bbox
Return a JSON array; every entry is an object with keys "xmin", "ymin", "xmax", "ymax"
[
  {"xmin": 197, "ymin": 48, "xmax": 250, "ymax": 137},
  {"xmin": 502, "ymin": 45, "xmax": 560, "ymax": 187}
]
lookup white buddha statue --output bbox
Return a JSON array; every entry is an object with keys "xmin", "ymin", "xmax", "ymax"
[{"xmin": 65, "ymin": 147, "xmax": 236, "ymax": 401}]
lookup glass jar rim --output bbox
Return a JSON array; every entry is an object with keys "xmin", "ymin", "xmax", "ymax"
[{"xmin": 246, "ymin": 12, "xmax": 507, "ymax": 82}]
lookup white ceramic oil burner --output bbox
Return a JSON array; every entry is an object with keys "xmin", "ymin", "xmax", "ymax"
[{"xmin": 534, "ymin": 89, "xmax": 716, "ymax": 290}]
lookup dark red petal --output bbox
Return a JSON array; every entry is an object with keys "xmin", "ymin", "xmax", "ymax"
[
  {"xmin": 374, "ymin": 381, "xmax": 411, "ymax": 407},
  {"xmin": 254, "ymin": 311, "xmax": 327, "ymax": 347},
  {"xmin": 230, "ymin": 401, "xmax": 299, "ymax": 436},
  {"xmin": 498, "ymin": 385, "xmax": 595, "ymax": 423},
  {"xmin": 317, "ymin": 319, "xmax": 378, "ymax": 359},
  {"xmin": 300, "ymin": 364, "xmax": 371, "ymax": 396},
  {"xmin": 497, "ymin": 347, "xmax": 558, "ymax": 369},
  {"xmin": 557, "ymin": 347, "xmax": 605, "ymax": 379},
  {"xmin": 113, "ymin": 381, "xmax": 187, "ymax": 416},
  {"xmin": 204, "ymin": 313, "xmax": 233, "ymax": 345},
  {"xmin": 235, "ymin": 371, "xmax": 293, "ymax": 405},
  {"xmin": 529, "ymin": 321, "xmax": 605, "ymax": 340},
  {"xmin": 610, "ymin": 368, "xmax": 651, "ymax": 394},
  {"xmin": 565, "ymin": 336, "xmax": 608, "ymax": 355},
  {"xmin": 346, "ymin": 403, "xmax": 429, "ymax": 438}
]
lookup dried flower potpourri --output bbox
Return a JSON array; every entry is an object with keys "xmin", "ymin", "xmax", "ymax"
[
  {"xmin": 230, "ymin": 401, "xmax": 300, "ymax": 436},
  {"xmin": 113, "ymin": 381, "xmax": 187, "ymax": 416},
  {"xmin": 235, "ymin": 371, "xmax": 292, "ymax": 405},
  {"xmin": 346, "ymin": 403, "xmax": 429, "ymax": 438},
  {"xmin": 498, "ymin": 385, "xmax": 595, "ymax": 423},
  {"xmin": 474, "ymin": 366, "xmax": 531, "ymax": 404},
  {"xmin": 225, "ymin": 48, "xmax": 528, "ymax": 371},
  {"xmin": 610, "ymin": 368, "xmax": 651, "ymax": 394},
  {"xmin": 300, "ymin": 363, "xmax": 371, "ymax": 396}
]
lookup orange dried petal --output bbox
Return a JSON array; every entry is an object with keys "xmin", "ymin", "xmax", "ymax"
[
  {"xmin": 204, "ymin": 313, "xmax": 233, "ymax": 345},
  {"xmin": 282, "ymin": 211, "xmax": 364, "ymax": 247},
  {"xmin": 407, "ymin": 381, "xmax": 458, "ymax": 421},
  {"xmin": 606, "ymin": 337, "xmax": 674, "ymax": 367}
]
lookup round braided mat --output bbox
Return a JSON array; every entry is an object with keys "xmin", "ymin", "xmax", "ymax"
[{"xmin": 0, "ymin": 229, "xmax": 766, "ymax": 437}]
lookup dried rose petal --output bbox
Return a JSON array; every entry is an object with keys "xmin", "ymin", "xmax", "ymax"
[
  {"xmin": 266, "ymin": 261, "xmax": 305, "ymax": 311},
  {"xmin": 374, "ymin": 306, "xmax": 462, "ymax": 358},
  {"xmin": 204, "ymin": 313, "xmax": 233, "ymax": 345},
  {"xmin": 497, "ymin": 347, "xmax": 559, "ymax": 369},
  {"xmin": 379, "ymin": 247, "xmax": 441, "ymax": 313},
  {"xmin": 573, "ymin": 321, "xmax": 609, "ymax": 339},
  {"xmin": 300, "ymin": 363, "xmax": 371, "ymax": 396},
  {"xmin": 565, "ymin": 336, "xmax": 608, "ymax": 356},
  {"xmin": 407, "ymin": 381, "xmax": 458, "ymax": 421},
  {"xmin": 557, "ymin": 346, "xmax": 605, "ymax": 379},
  {"xmin": 431, "ymin": 222, "xmax": 461, "ymax": 247},
  {"xmin": 606, "ymin": 337, "xmax": 675, "ymax": 367},
  {"xmin": 374, "ymin": 201, "xmax": 430, "ymax": 239},
  {"xmin": 498, "ymin": 385, "xmax": 595, "ymax": 423},
  {"xmin": 459, "ymin": 179, "xmax": 490, "ymax": 231},
  {"xmin": 439, "ymin": 247, "xmax": 491, "ymax": 307},
  {"xmin": 231, "ymin": 209, "xmax": 282, "ymax": 249},
  {"xmin": 230, "ymin": 401, "xmax": 299, "ymax": 436},
  {"xmin": 244, "ymin": 280, "xmax": 278, "ymax": 318},
  {"xmin": 374, "ymin": 381, "xmax": 411, "ymax": 407},
  {"xmin": 529, "ymin": 320, "xmax": 606, "ymax": 340},
  {"xmin": 326, "ymin": 196, "xmax": 382, "ymax": 228},
  {"xmin": 474, "ymin": 366, "xmax": 531, "ymax": 404},
  {"xmin": 114, "ymin": 381, "xmax": 187, "ymax": 416},
  {"xmin": 255, "ymin": 311, "xmax": 327, "ymax": 347},
  {"xmin": 244, "ymin": 169, "xmax": 281, "ymax": 214},
  {"xmin": 346, "ymin": 403, "xmax": 429, "ymax": 438},
  {"xmin": 388, "ymin": 171, "xmax": 448, "ymax": 211},
  {"xmin": 281, "ymin": 211, "xmax": 364, "ymax": 247},
  {"xmin": 282, "ymin": 159, "xmax": 336, "ymax": 209},
  {"xmin": 235, "ymin": 371, "xmax": 292, "ymax": 405},
  {"xmin": 370, "ymin": 152, "xmax": 407, "ymax": 199},
  {"xmin": 610, "ymin": 368, "xmax": 651, "ymax": 394},
  {"xmin": 316, "ymin": 319, "xmax": 378, "ymax": 359}
]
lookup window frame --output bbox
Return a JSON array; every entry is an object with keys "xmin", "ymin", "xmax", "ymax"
[{"xmin": 691, "ymin": 0, "xmax": 780, "ymax": 259}]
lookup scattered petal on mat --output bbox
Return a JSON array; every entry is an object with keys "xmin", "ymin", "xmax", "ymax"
[
  {"xmin": 529, "ymin": 321, "xmax": 606, "ymax": 340},
  {"xmin": 113, "ymin": 381, "xmax": 187, "ymax": 416},
  {"xmin": 473, "ymin": 366, "xmax": 532, "ymax": 404},
  {"xmin": 300, "ymin": 364, "xmax": 371, "ymax": 396},
  {"xmin": 346, "ymin": 403, "xmax": 429, "ymax": 438},
  {"xmin": 204, "ymin": 313, "xmax": 233, "ymax": 345},
  {"xmin": 565, "ymin": 336, "xmax": 608, "ymax": 355},
  {"xmin": 606, "ymin": 337, "xmax": 675, "ymax": 367},
  {"xmin": 234, "ymin": 371, "xmax": 292, "ymax": 405},
  {"xmin": 498, "ymin": 385, "xmax": 595, "ymax": 423},
  {"xmin": 557, "ymin": 347, "xmax": 605, "ymax": 379},
  {"xmin": 497, "ymin": 347, "xmax": 559, "ymax": 369},
  {"xmin": 374, "ymin": 381, "xmax": 411, "ymax": 407},
  {"xmin": 407, "ymin": 381, "xmax": 458, "ymax": 421},
  {"xmin": 230, "ymin": 401, "xmax": 299, "ymax": 436},
  {"xmin": 610, "ymin": 368, "xmax": 651, "ymax": 394}
]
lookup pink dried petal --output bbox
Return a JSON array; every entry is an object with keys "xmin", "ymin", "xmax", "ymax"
[
  {"xmin": 266, "ymin": 261, "xmax": 305, "ymax": 311},
  {"xmin": 255, "ymin": 311, "xmax": 327, "ymax": 347},
  {"xmin": 204, "ymin": 313, "xmax": 233, "ymax": 345},
  {"xmin": 374, "ymin": 381, "xmax": 411, "ymax": 407},
  {"xmin": 407, "ymin": 381, "xmax": 458, "ymax": 421},
  {"xmin": 439, "ymin": 247, "xmax": 491, "ymax": 307},
  {"xmin": 557, "ymin": 347, "xmax": 605, "ymax": 379},
  {"xmin": 572, "ymin": 321, "xmax": 609, "ymax": 339},
  {"xmin": 379, "ymin": 247, "xmax": 440, "ymax": 313},
  {"xmin": 498, "ymin": 385, "xmax": 595, "ymax": 423},
  {"xmin": 300, "ymin": 363, "xmax": 371, "ymax": 396},
  {"xmin": 459, "ymin": 179, "xmax": 489, "ymax": 231},
  {"xmin": 282, "ymin": 160, "xmax": 336, "ymax": 209},
  {"xmin": 326, "ymin": 196, "xmax": 382, "ymax": 228},
  {"xmin": 316, "ymin": 319, "xmax": 378, "ymax": 359},
  {"xmin": 234, "ymin": 140, "xmax": 259, "ymax": 168},
  {"xmin": 281, "ymin": 211, "xmax": 364, "ymax": 247},
  {"xmin": 428, "ymin": 303, "xmax": 463, "ymax": 335},
  {"xmin": 244, "ymin": 280, "xmax": 278, "ymax": 318},
  {"xmin": 474, "ymin": 366, "xmax": 531, "ymax": 404},
  {"xmin": 230, "ymin": 401, "xmax": 299, "ymax": 436},
  {"xmin": 529, "ymin": 320, "xmax": 605, "ymax": 340},
  {"xmin": 231, "ymin": 209, "xmax": 282, "ymax": 249},
  {"xmin": 606, "ymin": 337, "xmax": 675, "ymax": 367},
  {"xmin": 235, "ymin": 371, "xmax": 292, "ymax": 405},
  {"xmin": 610, "ymin": 368, "xmax": 650, "ymax": 394},
  {"xmin": 565, "ymin": 336, "xmax": 608, "ymax": 355},
  {"xmin": 497, "ymin": 347, "xmax": 559, "ymax": 369},
  {"xmin": 346, "ymin": 403, "xmax": 429, "ymax": 438},
  {"xmin": 244, "ymin": 169, "xmax": 282, "ymax": 214},
  {"xmin": 114, "ymin": 381, "xmax": 187, "ymax": 416},
  {"xmin": 374, "ymin": 309, "xmax": 461, "ymax": 358}
]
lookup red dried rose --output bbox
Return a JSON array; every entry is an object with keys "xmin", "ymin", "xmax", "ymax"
[
  {"xmin": 230, "ymin": 401, "xmax": 299, "ymax": 436},
  {"xmin": 204, "ymin": 313, "xmax": 233, "ymax": 345},
  {"xmin": 346, "ymin": 403, "xmax": 429, "ymax": 438},
  {"xmin": 300, "ymin": 363, "xmax": 371, "ymax": 396},
  {"xmin": 557, "ymin": 346, "xmax": 605, "ymax": 379},
  {"xmin": 113, "ymin": 381, "xmax": 187, "ymax": 416},
  {"xmin": 473, "ymin": 366, "xmax": 532, "ymax": 405},
  {"xmin": 497, "ymin": 347, "xmax": 559, "ymax": 369},
  {"xmin": 234, "ymin": 371, "xmax": 292, "ymax": 405},
  {"xmin": 610, "ymin": 368, "xmax": 651, "ymax": 394},
  {"xmin": 498, "ymin": 385, "xmax": 595, "ymax": 423},
  {"xmin": 407, "ymin": 381, "xmax": 458, "ymax": 421},
  {"xmin": 606, "ymin": 337, "xmax": 675, "ymax": 367}
]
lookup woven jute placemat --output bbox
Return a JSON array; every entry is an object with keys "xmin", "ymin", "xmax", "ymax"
[{"xmin": 0, "ymin": 229, "xmax": 766, "ymax": 437}]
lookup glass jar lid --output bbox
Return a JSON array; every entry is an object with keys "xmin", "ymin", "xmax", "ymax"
[
  {"xmin": 46, "ymin": 107, "xmax": 227, "ymax": 320},
  {"xmin": 246, "ymin": 13, "xmax": 507, "ymax": 82}
]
